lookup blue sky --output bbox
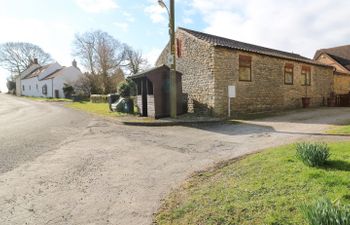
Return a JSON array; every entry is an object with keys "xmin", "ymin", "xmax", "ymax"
[{"xmin": 1, "ymin": 0, "xmax": 350, "ymax": 92}]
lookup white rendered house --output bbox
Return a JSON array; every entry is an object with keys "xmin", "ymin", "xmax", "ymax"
[{"xmin": 17, "ymin": 59, "xmax": 82, "ymax": 98}]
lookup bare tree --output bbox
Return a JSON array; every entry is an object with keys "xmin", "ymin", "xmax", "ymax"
[
  {"xmin": 73, "ymin": 30, "xmax": 125, "ymax": 76},
  {"xmin": 73, "ymin": 30, "xmax": 127, "ymax": 94},
  {"xmin": 73, "ymin": 72, "xmax": 103, "ymax": 96},
  {"xmin": 0, "ymin": 42, "xmax": 52, "ymax": 76},
  {"xmin": 123, "ymin": 45, "xmax": 150, "ymax": 75}
]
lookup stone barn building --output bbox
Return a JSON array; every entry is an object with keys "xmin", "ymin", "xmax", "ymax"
[
  {"xmin": 156, "ymin": 27, "xmax": 334, "ymax": 117},
  {"xmin": 314, "ymin": 45, "xmax": 350, "ymax": 95}
]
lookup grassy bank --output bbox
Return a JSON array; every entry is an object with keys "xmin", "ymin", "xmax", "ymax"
[{"xmin": 155, "ymin": 142, "xmax": 350, "ymax": 225}]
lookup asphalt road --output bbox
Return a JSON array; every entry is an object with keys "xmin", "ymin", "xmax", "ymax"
[
  {"xmin": 0, "ymin": 93, "xmax": 350, "ymax": 225},
  {"xmin": 0, "ymin": 94, "xmax": 91, "ymax": 174}
]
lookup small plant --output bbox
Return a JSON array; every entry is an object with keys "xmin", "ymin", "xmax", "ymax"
[
  {"xmin": 301, "ymin": 198, "xmax": 350, "ymax": 225},
  {"xmin": 296, "ymin": 142, "xmax": 330, "ymax": 167}
]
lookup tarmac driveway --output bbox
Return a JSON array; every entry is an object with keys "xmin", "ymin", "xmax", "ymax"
[{"xmin": 0, "ymin": 96, "xmax": 350, "ymax": 225}]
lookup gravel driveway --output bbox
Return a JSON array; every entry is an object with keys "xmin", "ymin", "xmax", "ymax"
[{"xmin": 0, "ymin": 94, "xmax": 350, "ymax": 225}]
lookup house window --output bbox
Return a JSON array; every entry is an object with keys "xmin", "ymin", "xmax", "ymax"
[
  {"xmin": 284, "ymin": 63, "xmax": 294, "ymax": 85},
  {"xmin": 301, "ymin": 66, "xmax": 311, "ymax": 86},
  {"xmin": 36, "ymin": 84, "xmax": 38, "ymax": 90},
  {"xmin": 239, "ymin": 55, "xmax": 252, "ymax": 81},
  {"xmin": 29, "ymin": 85, "xmax": 31, "ymax": 90},
  {"xmin": 42, "ymin": 84, "xmax": 47, "ymax": 95},
  {"xmin": 22, "ymin": 85, "xmax": 25, "ymax": 91},
  {"xmin": 176, "ymin": 38, "xmax": 182, "ymax": 58}
]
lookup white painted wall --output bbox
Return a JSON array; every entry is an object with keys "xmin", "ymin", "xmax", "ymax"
[
  {"xmin": 16, "ymin": 64, "xmax": 41, "ymax": 96},
  {"xmin": 20, "ymin": 64, "xmax": 82, "ymax": 98},
  {"xmin": 21, "ymin": 77, "xmax": 53, "ymax": 97},
  {"xmin": 50, "ymin": 66, "xmax": 82, "ymax": 98}
]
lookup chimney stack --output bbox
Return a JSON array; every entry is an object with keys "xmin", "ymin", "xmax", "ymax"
[
  {"xmin": 33, "ymin": 58, "xmax": 38, "ymax": 64},
  {"xmin": 72, "ymin": 59, "xmax": 77, "ymax": 68}
]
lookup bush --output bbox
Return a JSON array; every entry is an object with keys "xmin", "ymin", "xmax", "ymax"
[
  {"xmin": 118, "ymin": 79, "xmax": 136, "ymax": 98},
  {"xmin": 63, "ymin": 83, "xmax": 74, "ymax": 99},
  {"xmin": 302, "ymin": 198, "xmax": 350, "ymax": 225},
  {"xmin": 296, "ymin": 142, "xmax": 330, "ymax": 167},
  {"xmin": 90, "ymin": 94, "xmax": 108, "ymax": 103}
]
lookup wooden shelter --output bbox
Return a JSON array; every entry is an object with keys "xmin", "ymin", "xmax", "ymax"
[{"xmin": 130, "ymin": 65, "xmax": 183, "ymax": 118}]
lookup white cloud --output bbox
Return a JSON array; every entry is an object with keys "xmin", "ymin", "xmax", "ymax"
[
  {"xmin": 144, "ymin": 48, "xmax": 163, "ymax": 66},
  {"xmin": 114, "ymin": 22, "xmax": 129, "ymax": 32},
  {"xmin": 144, "ymin": 4, "xmax": 167, "ymax": 24},
  {"xmin": 190, "ymin": 0, "xmax": 350, "ymax": 58},
  {"xmin": 0, "ymin": 16, "xmax": 76, "ymax": 86},
  {"xmin": 113, "ymin": 11, "xmax": 135, "ymax": 32},
  {"xmin": 75, "ymin": 0, "xmax": 118, "ymax": 13},
  {"xmin": 123, "ymin": 12, "xmax": 135, "ymax": 23},
  {"xmin": 182, "ymin": 17, "xmax": 193, "ymax": 25}
]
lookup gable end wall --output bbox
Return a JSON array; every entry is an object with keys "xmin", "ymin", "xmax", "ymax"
[{"xmin": 156, "ymin": 30, "xmax": 216, "ymax": 115}]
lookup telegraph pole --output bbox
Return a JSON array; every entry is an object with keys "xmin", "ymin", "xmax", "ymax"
[
  {"xmin": 158, "ymin": 0, "xmax": 177, "ymax": 118},
  {"xmin": 169, "ymin": 0, "xmax": 177, "ymax": 118}
]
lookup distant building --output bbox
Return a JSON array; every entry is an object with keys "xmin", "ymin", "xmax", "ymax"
[
  {"xmin": 16, "ymin": 59, "xmax": 82, "ymax": 98},
  {"xmin": 314, "ymin": 45, "xmax": 350, "ymax": 94},
  {"xmin": 156, "ymin": 27, "xmax": 333, "ymax": 117}
]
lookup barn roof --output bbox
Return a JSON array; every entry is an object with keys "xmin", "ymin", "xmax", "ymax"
[
  {"xmin": 314, "ymin": 45, "xmax": 350, "ymax": 71},
  {"xmin": 179, "ymin": 27, "xmax": 330, "ymax": 67}
]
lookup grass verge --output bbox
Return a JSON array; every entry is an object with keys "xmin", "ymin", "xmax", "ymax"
[
  {"xmin": 327, "ymin": 121, "xmax": 350, "ymax": 135},
  {"xmin": 23, "ymin": 96, "xmax": 72, "ymax": 102},
  {"xmin": 154, "ymin": 142, "xmax": 350, "ymax": 225},
  {"xmin": 65, "ymin": 101, "xmax": 125, "ymax": 117}
]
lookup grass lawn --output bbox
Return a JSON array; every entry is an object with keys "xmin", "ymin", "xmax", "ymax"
[
  {"xmin": 65, "ymin": 101, "xmax": 125, "ymax": 117},
  {"xmin": 155, "ymin": 142, "xmax": 350, "ymax": 225},
  {"xmin": 327, "ymin": 121, "xmax": 350, "ymax": 135}
]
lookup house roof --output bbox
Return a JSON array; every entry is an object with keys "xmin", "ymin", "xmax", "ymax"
[
  {"xmin": 179, "ymin": 27, "xmax": 330, "ymax": 67},
  {"xmin": 42, "ymin": 67, "xmax": 65, "ymax": 80},
  {"xmin": 22, "ymin": 63, "xmax": 54, "ymax": 79},
  {"xmin": 130, "ymin": 65, "xmax": 182, "ymax": 79},
  {"xmin": 42, "ymin": 66, "xmax": 81, "ymax": 80},
  {"xmin": 314, "ymin": 45, "xmax": 350, "ymax": 71}
]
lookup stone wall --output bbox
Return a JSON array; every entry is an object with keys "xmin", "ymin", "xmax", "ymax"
[
  {"xmin": 334, "ymin": 73, "xmax": 350, "ymax": 94},
  {"xmin": 156, "ymin": 29, "xmax": 334, "ymax": 117},
  {"xmin": 156, "ymin": 30, "xmax": 216, "ymax": 115},
  {"xmin": 316, "ymin": 53, "xmax": 350, "ymax": 94},
  {"xmin": 147, "ymin": 95, "xmax": 155, "ymax": 118},
  {"xmin": 136, "ymin": 95, "xmax": 143, "ymax": 115},
  {"xmin": 213, "ymin": 47, "xmax": 334, "ymax": 116}
]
